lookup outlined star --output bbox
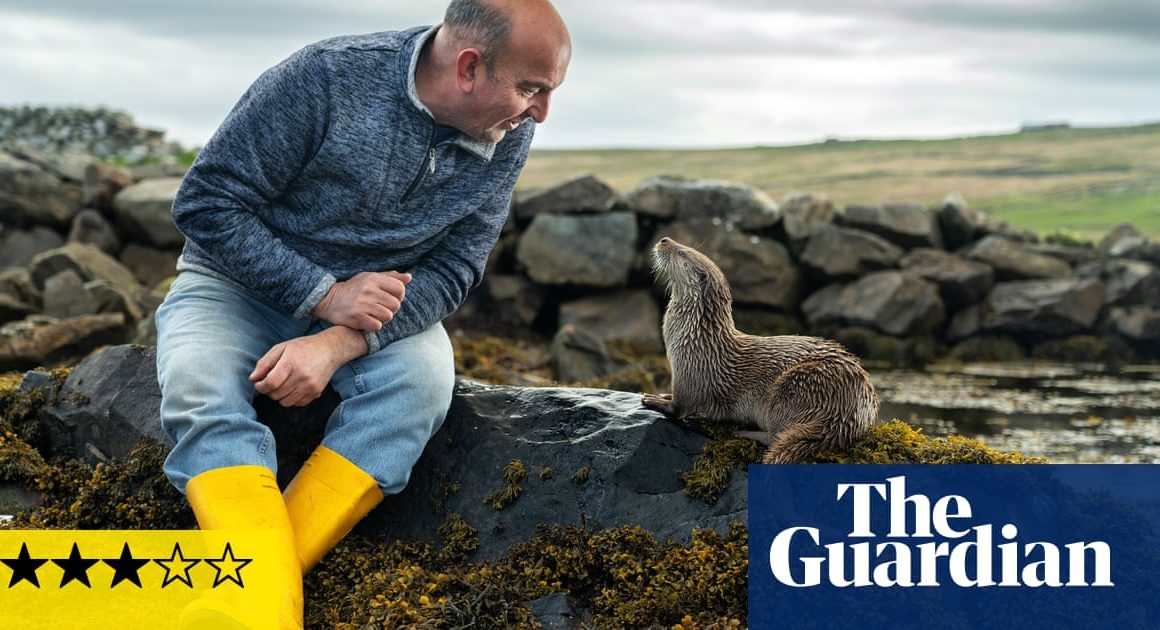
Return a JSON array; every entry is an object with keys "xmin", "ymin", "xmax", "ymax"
[
  {"xmin": 205, "ymin": 543, "xmax": 251, "ymax": 588},
  {"xmin": 3, "ymin": 542, "xmax": 46, "ymax": 588},
  {"xmin": 154, "ymin": 542, "xmax": 200, "ymax": 588},
  {"xmin": 103, "ymin": 543, "xmax": 149, "ymax": 588},
  {"xmin": 52, "ymin": 542, "xmax": 98, "ymax": 588}
]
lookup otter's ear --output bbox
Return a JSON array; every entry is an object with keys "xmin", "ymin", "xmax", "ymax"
[{"xmin": 455, "ymin": 48, "xmax": 484, "ymax": 93}]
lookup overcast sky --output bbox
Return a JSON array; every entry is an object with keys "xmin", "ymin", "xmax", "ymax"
[{"xmin": 2, "ymin": 0, "xmax": 1159, "ymax": 149}]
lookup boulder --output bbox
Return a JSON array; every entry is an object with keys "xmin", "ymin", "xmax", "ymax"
[
  {"xmin": 549, "ymin": 324, "xmax": 616, "ymax": 383},
  {"xmin": 516, "ymin": 212, "xmax": 638, "ymax": 287},
  {"xmin": 1075, "ymin": 259, "xmax": 1160, "ymax": 307},
  {"xmin": 935, "ymin": 192, "xmax": 981, "ymax": 250},
  {"xmin": 625, "ymin": 175, "xmax": 780, "ymax": 230},
  {"xmin": 82, "ymin": 161, "xmax": 134, "ymax": 211},
  {"xmin": 111, "ymin": 177, "xmax": 184, "ymax": 248},
  {"xmin": 558, "ymin": 290, "xmax": 662, "ymax": 348},
  {"xmin": 42, "ymin": 270, "xmax": 97, "ymax": 319},
  {"xmin": 801, "ymin": 271, "xmax": 944, "ymax": 337},
  {"xmin": 799, "ymin": 224, "xmax": 904, "ymax": 281},
  {"xmin": 0, "ymin": 313, "xmax": 127, "ymax": 371},
  {"xmin": 654, "ymin": 222, "xmax": 803, "ymax": 311},
  {"xmin": 0, "ymin": 225, "xmax": 64, "ymax": 269},
  {"xmin": 842, "ymin": 203, "xmax": 943, "ymax": 249},
  {"xmin": 0, "ymin": 269, "xmax": 40, "ymax": 309},
  {"xmin": 67, "ymin": 208, "xmax": 122, "ymax": 256},
  {"xmin": 513, "ymin": 174, "xmax": 617, "ymax": 219},
  {"xmin": 483, "ymin": 274, "xmax": 545, "ymax": 326},
  {"xmin": 965, "ymin": 235, "xmax": 1072, "ymax": 281},
  {"xmin": 1107, "ymin": 235, "xmax": 1160, "ymax": 266},
  {"xmin": 1097, "ymin": 223, "xmax": 1142, "ymax": 253},
  {"xmin": 979, "ymin": 278, "xmax": 1105, "ymax": 337},
  {"xmin": 0, "ymin": 149, "xmax": 82, "ymax": 228},
  {"xmin": 1107, "ymin": 306, "xmax": 1160, "ymax": 342},
  {"xmin": 779, "ymin": 193, "xmax": 835, "ymax": 254},
  {"xmin": 899, "ymin": 248, "xmax": 994, "ymax": 310},
  {"xmin": 28, "ymin": 242, "xmax": 141, "ymax": 294},
  {"xmin": 118, "ymin": 244, "xmax": 179, "ymax": 289}
]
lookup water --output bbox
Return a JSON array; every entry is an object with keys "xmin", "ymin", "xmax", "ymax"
[{"xmin": 872, "ymin": 362, "xmax": 1160, "ymax": 463}]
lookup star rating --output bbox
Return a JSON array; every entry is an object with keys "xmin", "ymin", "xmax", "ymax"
[
  {"xmin": 103, "ymin": 543, "xmax": 150, "ymax": 588},
  {"xmin": 53, "ymin": 542, "xmax": 98, "ymax": 588},
  {"xmin": 154, "ymin": 542, "xmax": 200, "ymax": 588},
  {"xmin": 205, "ymin": 542, "xmax": 252, "ymax": 588},
  {"xmin": 3, "ymin": 542, "xmax": 46, "ymax": 588}
]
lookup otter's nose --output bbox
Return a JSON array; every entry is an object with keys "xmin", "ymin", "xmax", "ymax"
[{"xmin": 658, "ymin": 237, "xmax": 672, "ymax": 245}]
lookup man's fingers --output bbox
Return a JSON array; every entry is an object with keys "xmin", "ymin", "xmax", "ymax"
[
  {"xmin": 250, "ymin": 345, "xmax": 285, "ymax": 382},
  {"xmin": 255, "ymin": 358, "xmax": 294, "ymax": 395}
]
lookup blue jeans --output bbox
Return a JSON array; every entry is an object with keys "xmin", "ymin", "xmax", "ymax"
[{"xmin": 155, "ymin": 271, "xmax": 455, "ymax": 495}]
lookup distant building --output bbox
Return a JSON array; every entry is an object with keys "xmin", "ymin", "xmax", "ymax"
[{"xmin": 1020, "ymin": 121, "xmax": 1071, "ymax": 132}]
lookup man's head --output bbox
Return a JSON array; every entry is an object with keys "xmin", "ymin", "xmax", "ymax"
[{"xmin": 432, "ymin": 0, "xmax": 571, "ymax": 143}]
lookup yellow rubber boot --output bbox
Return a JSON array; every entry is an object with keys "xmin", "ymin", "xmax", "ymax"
[
  {"xmin": 283, "ymin": 446, "xmax": 384, "ymax": 573},
  {"xmin": 182, "ymin": 465, "xmax": 303, "ymax": 630}
]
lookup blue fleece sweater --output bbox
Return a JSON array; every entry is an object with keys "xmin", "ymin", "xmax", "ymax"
[{"xmin": 173, "ymin": 26, "xmax": 534, "ymax": 354}]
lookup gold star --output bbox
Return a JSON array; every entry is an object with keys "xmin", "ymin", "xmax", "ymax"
[
  {"xmin": 204, "ymin": 542, "xmax": 252, "ymax": 588},
  {"xmin": 154, "ymin": 542, "xmax": 200, "ymax": 588}
]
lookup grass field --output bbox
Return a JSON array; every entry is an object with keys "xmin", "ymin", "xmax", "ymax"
[{"xmin": 517, "ymin": 123, "xmax": 1160, "ymax": 241}]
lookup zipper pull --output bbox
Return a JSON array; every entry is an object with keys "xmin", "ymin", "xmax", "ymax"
[{"xmin": 428, "ymin": 148, "xmax": 437, "ymax": 174}]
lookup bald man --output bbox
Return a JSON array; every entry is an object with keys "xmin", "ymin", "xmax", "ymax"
[{"xmin": 155, "ymin": 1, "xmax": 570, "ymax": 626}]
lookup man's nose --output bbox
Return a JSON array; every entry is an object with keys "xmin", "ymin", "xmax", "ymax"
[{"xmin": 527, "ymin": 91, "xmax": 551, "ymax": 123}]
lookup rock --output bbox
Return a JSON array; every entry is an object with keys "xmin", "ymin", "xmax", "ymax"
[
  {"xmin": 5, "ymin": 144, "xmax": 95, "ymax": 183},
  {"xmin": 85, "ymin": 279, "xmax": 145, "ymax": 323},
  {"xmin": 842, "ymin": 203, "xmax": 942, "ymax": 249},
  {"xmin": 550, "ymin": 324, "xmax": 615, "ymax": 383},
  {"xmin": 779, "ymin": 193, "xmax": 835, "ymax": 254},
  {"xmin": 67, "ymin": 208, "xmax": 121, "ymax": 255},
  {"xmin": 1107, "ymin": 306, "xmax": 1160, "ymax": 342},
  {"xmin": 513, "ymin": 174, "xmax": 617, "ymax": 219},
  {"xmin": 0, "ymin": 269, "xmax": 40, "ymax": 309},
  {"xmin": 82, "ymin": 161, "xmax": 134, "ymax": 211},
  {"xmin": 118, "ymin": 244, "xmax": 179, "ymax": 289},
  {"xmin": 799, "ymin": 224, "xmax": 904, "ymax": 281},
  {"xmin": 899, "ymin": 248, "xmax": 994, "ymax": 310},
  {"xmin": 654, "ymin": 222, "xmax": 803, "ymax": 310},
  {"xmin": 484, "ymin": 274, "xmax": 545, "ymax": 326},
  {"xmin": 945, "ymin": 303, "xmax": 982, "ymax": 342},
  {"xmin": 0, "ymin": 294, "xmax": 35, "ymax": 324},
  {"xmin": 111, "ymin": 177, "xmax": 184, "ymax": 248},
  {"xmin": 0, "ymin": 313, "xmax": 127, "ymax": 371},
  {"xmin": 1107, "ymin": 235, "xmax": 1160, "ymax": 266},
  {"xmin": 1075, "ymin": 259, "xmax": 1160, "ymax": 307},
  {"xmin": 979, "ymin": 278, "xmax": 1105, "ymax": 337},
  {"xmin": 1097, "ymin": 223, "xmax": 1142, "ymax": 253},
  {"xmin": 0, "ymin": 225, "xmax": 64, "ymax": 269},
  {"xmin": 28, "ymin": 242, "xmax": 141, "ymax": 294},
  {"xmin": 558, "ymin": 290, "xmax": 662, "ymax": 348},
  {"xmin": 362, "ymin": 381, "xmax": 746, "ymax": 559},
  {"xmin": 0, "ymin": 149, "xmax": 82, "ymax": 228},
  {"xmin": 625, "ymin": 175, "xmax": 780, "ymax": 230},
  {"xmin": 516, "ymin": 212, "xmax": 638, "ymax": 287},
  {"xmin": 935, "ymin": 192, "xmax": 981, "ymax": 250},
  {"xmin": 39, "ymin": 344, "xmax": 171, "ymax": 462},
  {"xmin": 801, "ymin": 271, "xmax": 944, "ymax": 337},
  {"xmin": 527, "ymin": 593, "xmax": 581, "ymax": 630},
  {"xmin": 965, "ymin": 235, "xmax": 1072, "ymax": 281},
  {"xmin": 42, "ymin": 270, "xmax": 97, "ymax": 319},
  {"xmin": 1024, "ymin": 241, "xmax": 1098, "ymax": 267}
]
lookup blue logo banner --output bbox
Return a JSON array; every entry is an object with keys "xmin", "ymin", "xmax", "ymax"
[{"xmin": 749, "ymin": 465, "xmax": 1160, "ymax": 630}]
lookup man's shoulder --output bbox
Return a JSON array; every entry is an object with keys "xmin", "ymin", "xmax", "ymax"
[{"xmin": 305, "ymin": 26, "xmax": 428, "ymax": 57}]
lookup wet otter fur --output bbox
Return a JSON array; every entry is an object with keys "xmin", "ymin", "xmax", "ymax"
[{"xmin": 642, "ymin": 237, "xmax": 879, "ymax": 463}]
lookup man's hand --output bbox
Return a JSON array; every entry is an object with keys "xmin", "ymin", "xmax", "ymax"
[
  {"xmin": 311, "ymin": 271, "xmax": 411, "ymax": 331},
  {"xmin": 250, "ymin": 326, "xmax": 367, "ymax": 407}
]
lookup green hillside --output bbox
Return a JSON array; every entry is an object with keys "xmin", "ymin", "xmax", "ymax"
[{"xmin": 518, "ymin": 123, "xmax": 1160, "ymax": 241}]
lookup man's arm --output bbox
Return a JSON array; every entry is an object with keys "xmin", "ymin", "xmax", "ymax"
[
  {"xmin": 173, "ymin": 46, "xmax": 338, "ymax": 319},
  {"xmin": 250, "ymin": 325, "xmax": 367, "ymax": 408}
]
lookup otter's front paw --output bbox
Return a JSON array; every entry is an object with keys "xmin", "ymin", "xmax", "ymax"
[{"xmin": 641, "ymin": 392, "xmax": 677, "ymax": 416}]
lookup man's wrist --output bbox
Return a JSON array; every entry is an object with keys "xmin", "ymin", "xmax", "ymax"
[{"xmin": 318, "ymin": 325, "xmax": 368, "ymax": 362}]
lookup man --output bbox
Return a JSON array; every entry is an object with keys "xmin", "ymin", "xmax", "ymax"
[{"xmin": 154, "ymin": 0, "xmax": 570, "ymax": 626}]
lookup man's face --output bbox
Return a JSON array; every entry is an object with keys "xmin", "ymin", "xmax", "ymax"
[{"xmin": 464, "ymin": 38, "xmax": 570, "ymax": 143}]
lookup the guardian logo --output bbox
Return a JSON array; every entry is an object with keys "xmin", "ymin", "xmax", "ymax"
[{"xmin": 769, "ymin": 475, "xmax": 1113, "ymax": 589}]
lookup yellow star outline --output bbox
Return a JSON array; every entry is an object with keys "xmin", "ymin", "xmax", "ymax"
[
  {"xmin": 153, "ymin": 542, "xmax": 200, "ymax": 588},
  {"xmin": 205, "ymin": 542, "xmax": 252, "ymax": 588}
]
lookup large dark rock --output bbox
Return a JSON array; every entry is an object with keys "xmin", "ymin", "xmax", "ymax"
[
  {"xmin": 516, "ymin": 212, "xmax": 638, "ymax": 287},
  {"xmin": 935, "ymin": 192, "xmax": 981, "ymax": 250},
  {"xmin": 799, "ymin": 224, "xmax": 904, "ymax": 281},
  {"xmin": 779, "ymin": 193, "xmax": 835, "ymax": 254},
  {"xmin": 899, "ymin": 248, "xmax": 994, "ymax": 310},
  {"xmin": 801, "ymin": 271, "xmax": 945, "ymax": 337},
  {"xmin": 625, "ymin": 175, "xmax": 780, "ymax": 230},
  {"xmin": 0, "ymin": 225, "xmax": 64, "ymax": 269},
  {"xmin": 24, "ymin": 345, "xmax": 746, "ymax": 560},
  {"xmin": 1075, "ymin": 258, "xmax": 1160, "ymax": 307},
  {"xmin": 979, "ymin": 278, "xmax": 1105, "ymax": 337},
  {"xmin": 111, "ymin": 177, "xmax": 185, "ymax": 248},
  {"xmin": 966, "ymin": 235, "xmax": 1072, "ymax": 281},
  {"xmin": 29, "ymin": 242, "xmax": 143, "ymax": 294},
  {"xmin": 0, "ymin": 149, "xmax": 82, "ymax": 228},
  {"xmin": 513, "ymin": 174, "xmax": 617, "ymax": 219},
  {"xmin": 558, "ymin": 290, "xmax": 662, "ymax": 348},
  {"xmin": 653, "ymin": 222, "xmax": 803, "ymax": 311},
  {"xmin": 842, "ymin": 203, "xmax": 943, "ymax": 250}
]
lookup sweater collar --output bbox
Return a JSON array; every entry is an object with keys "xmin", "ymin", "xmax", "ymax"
[{"xmin": 406, "ymin": 24, "xmax": 497, "ymax": 162}]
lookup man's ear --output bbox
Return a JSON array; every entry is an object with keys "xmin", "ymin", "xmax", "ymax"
[{"xmin": 455, "ymin": 48, "xmax": 484, "ymax": 93}]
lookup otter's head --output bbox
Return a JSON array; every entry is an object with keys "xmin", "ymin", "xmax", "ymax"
[{"xmin": 651, "ymin": 237, "xmax": 733, "ymax": 303}]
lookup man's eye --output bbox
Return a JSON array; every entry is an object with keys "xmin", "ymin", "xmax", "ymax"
[{"xmin": 519, "ymin": 87, "xmax": 537, "ymax": 97}]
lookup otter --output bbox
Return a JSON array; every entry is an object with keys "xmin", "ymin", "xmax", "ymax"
[{"xmin": 642, "ymin": 237, "xmax": 878, "ymax": 463}]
